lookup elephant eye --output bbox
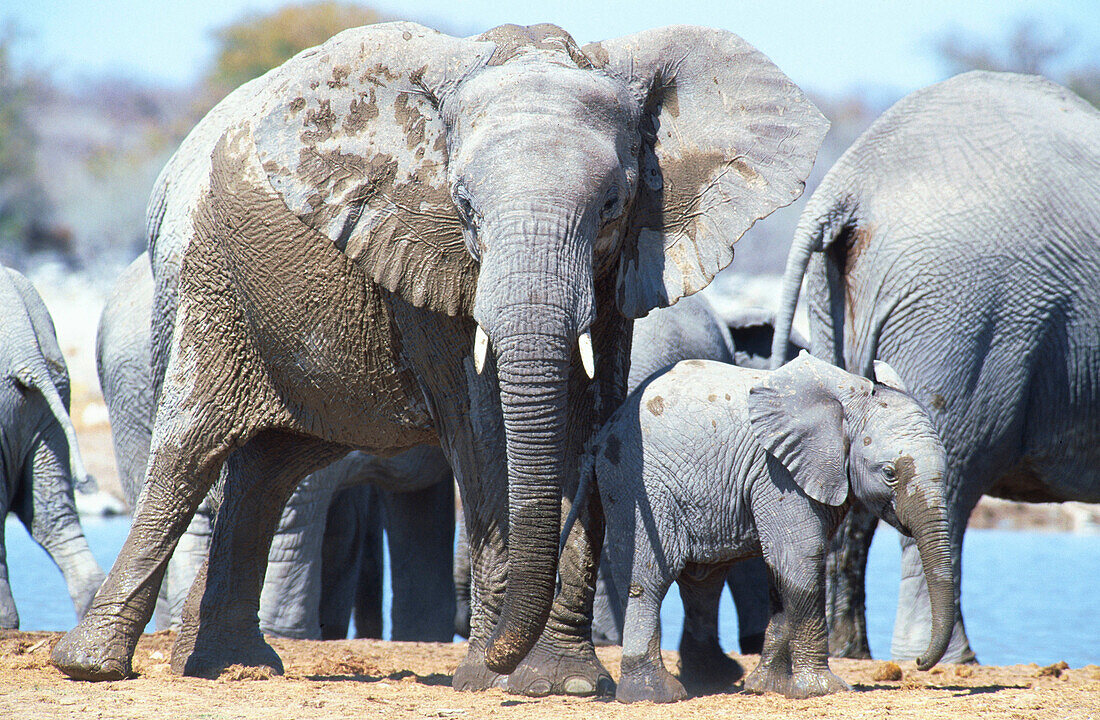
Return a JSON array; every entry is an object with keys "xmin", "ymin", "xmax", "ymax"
[
  {"xmin": 882, "ymin": 463, "xmax": 898, "ymax": 488},
  {"xmin": 600, "ymin": 188, "xmax": 620, "ymax": 223},
  {"xmin": 452, "ymin": 189, "xmax": 475, "ymax": 225}
]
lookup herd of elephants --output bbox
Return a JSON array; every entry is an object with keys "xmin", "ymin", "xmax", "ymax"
[{"xmin": 0, "ymin": 21, "xmax": 1096, "ymax": 704}]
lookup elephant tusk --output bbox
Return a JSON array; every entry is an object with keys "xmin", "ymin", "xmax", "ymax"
[
  {"xmin": 578, "ymin": 332, "xmax": 595, "ymax": 380},
  {"xmin": 473, "ymin": 324, "xmax": 490, "ymax": 374}
]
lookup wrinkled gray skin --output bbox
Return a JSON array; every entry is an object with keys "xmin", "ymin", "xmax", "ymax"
[
  {"xmin": 53, "ymin": 22, "xmax": 826, "ymax": 693},
  {"xmin": 0, "ymin": 265, "xmax": 105, "ymax": 629},
  {"xmin": 772, "ymin": 71, "xmax": 1100, "ymax": 664},
  {"xmin": 96, "ymin": 254, "xmax": 455, "ymax": 641},
  {"xmin": 592, "ymin": 295, "xmax": 807, "ymax": 676},
  {"xmin": 580, "ymin": 354, "xmax": 954, "ymax": 702}
]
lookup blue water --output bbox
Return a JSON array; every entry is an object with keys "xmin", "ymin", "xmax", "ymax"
[{"xmin": 7, "ymin": 517, "xmax": 1098, "ymax": 667}]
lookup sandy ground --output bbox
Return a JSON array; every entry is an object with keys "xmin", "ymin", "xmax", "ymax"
[{"xmin": 1, "ymin": 632, "xmax": 1097, "ymax": 720}]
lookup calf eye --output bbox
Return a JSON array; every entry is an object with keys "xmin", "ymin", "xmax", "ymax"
[{"xmin": 882, "ymin": 464, "xmax": 898, "ymax": 488}]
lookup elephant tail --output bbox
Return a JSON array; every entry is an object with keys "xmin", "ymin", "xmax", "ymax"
[
  {"xmin": 20, "ymin": 367, "xmax": 96, "ymax": 495},
  {"xmin": 771, "ymin": 198, "xmax": 855, "ymax": 369},
  {"xmin": 559, "ymin": 448, "xmax": 597, "ymax": 557}
]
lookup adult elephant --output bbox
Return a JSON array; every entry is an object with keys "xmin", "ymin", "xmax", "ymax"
[
  {"xmin": 54, "ymin": 22, "xmax": 826, "ymax": 692},
  {"xmin": 771, "ymin": 71, "xmax": 1100, "ymax": 664},
  {"xmin": 96, "ymin": 253, "xmax": 456, "ymax": 641},
  {"xmin": 1, "ymin": 265, "xmax": 105, "ymax": 628}
]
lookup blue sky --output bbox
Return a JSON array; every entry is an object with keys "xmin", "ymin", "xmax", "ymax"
[{"xmin": 7, "ymin": 0, "xmax": 1099, "ymax": 96}]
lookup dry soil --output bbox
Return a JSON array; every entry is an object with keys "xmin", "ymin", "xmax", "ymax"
[{"xmin": 1, "ymin": 631, "xmax": 1097, "ymax": 720}]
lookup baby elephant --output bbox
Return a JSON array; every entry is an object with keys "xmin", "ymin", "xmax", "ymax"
[{"xmin": 580, "ymin": 352, "xmax": 954, "ymax": 702}]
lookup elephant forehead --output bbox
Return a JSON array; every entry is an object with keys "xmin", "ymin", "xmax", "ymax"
[{"xmin": 450, "ymin": 63, "xmax": 636, "ymax": 136}]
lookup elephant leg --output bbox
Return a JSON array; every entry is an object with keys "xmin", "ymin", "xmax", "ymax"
[
  {"xmin": 677, "ymin": 563, "xmax": 744, "ymax": 695},
  {"xmin": 318, "ymin": 485, "xmax": 374, "ymax": 640},
  {"xmin": 257, "ymin": 465, "xmax": 348, "ymax": 640},
  {"xmin": 352, "ymin": 494, "xmax": 385, "ymax": 639},
  {"xmin": 591, "ymin": 555, "xmax": 624, "ymax": 646},
  {"xmin": 891, "ymin": 489, "xmax": 977, "ymax": 665},
  {"xmin": 452, "ymin": 509, "xmax": 472, "ymax": 639},
  {"xmin": 0, "ymin": 503, "xmax": 18, "ymax": 629},
  {"xmin": 170, "ymin": 430, "xmax": 346, "ymax": 677},
  {"xmin": 383, "ymin": 478, "xmax": 456, "ymax": 641},
  {"xmin": 51, "ymin": 406, "xmax": 233, "ymax": 681},
  {"xmin": 504, "ymin": 476, "xmax": 613, "ymax": 697},
  {"xmin": 16, "ymin": 431, "xmax": 106, "ymax": 622},
  {"xmin": 161, "ymin": 494, "xmax": 216, "ymax": 631},
  {"xmin": 824, "ymin": 506, "xmax": 878, "ymax": 658},
  {"xmin": 727, "ymin": 556, "xmax": 770, "ymax": 654},
  {"xmin": 745, "ymin": 528, "xmax": 849, "ymax": 699},
  {"xmin": 614, "ymin": 551, "xmax": 684, "ymax": 703}
]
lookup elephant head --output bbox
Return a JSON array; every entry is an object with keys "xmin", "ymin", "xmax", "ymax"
[
  {"xmin": 243, "ymin": 21, "xmax": 827, "ymax": 672},
  {"xmin": 747, "ymin": 353, "xmax": 954, "ymax": 670}
]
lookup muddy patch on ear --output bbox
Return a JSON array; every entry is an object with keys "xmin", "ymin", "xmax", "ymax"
[{"xmin": 646, "ymin": 396, "xmax": 665, "ymax": 416}]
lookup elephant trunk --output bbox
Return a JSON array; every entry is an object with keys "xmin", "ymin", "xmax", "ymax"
[
  {"xmin": 475, "ymin": 212, "xmax": 595, "ymax": 675},
  {"xmin": 897, "ymin": 475, "xmax": 955, "ymax": 670}
]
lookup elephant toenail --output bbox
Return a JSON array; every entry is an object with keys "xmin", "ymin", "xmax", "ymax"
[
  {"xmin": 564, "ymin": 676, "xmax": 595, "ymax": 695},
  {"xmin": 525, "ymin": 679, "xmax": 553, "ymax": 696}
]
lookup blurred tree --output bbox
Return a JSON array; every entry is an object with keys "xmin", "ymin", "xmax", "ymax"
[
  {"xmin": 205, "ymin": 2, "xmax": 384, "ymax": 99},
  {"xmin": 935, "ymin": 18, "xmax": 1100, "ymax": 107},
  {"xmin": 0, "ymin": 26, "xmax": 50, "ymax": 258}
]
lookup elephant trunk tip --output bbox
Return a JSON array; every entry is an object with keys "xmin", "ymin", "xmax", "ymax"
[{"xmin": 484, "ymin": 623, "xmax": 541, "ymax": 675}]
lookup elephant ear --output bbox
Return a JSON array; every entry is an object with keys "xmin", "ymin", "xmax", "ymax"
[
  {"xmin": 251, "ymin": 22, "xmax": 494, "ymax": 316},
  {"xmin": 747, "ymin": 353, "xmax": 871, "ymax": 506},
  {"xmin": 584, "ymin": 26, "xmax": 828, "ymax": 318},
  {"xmin": 872, "ymin": 360, "xmax": 909, "ymax": 393}
]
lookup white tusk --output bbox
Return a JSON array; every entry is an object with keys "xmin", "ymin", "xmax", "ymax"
[
  {"xmin": 473, "ymin": 325, "xmax": 490, "ymax": 374},
  {"xmin": 578, "ymin": 332, "xmax": 595, "ymax": 379}
]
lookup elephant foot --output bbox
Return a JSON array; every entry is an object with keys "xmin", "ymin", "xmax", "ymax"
[
  {"xmin": 170, "ymin": 624, "xmax": 283, "ymax": 679},
  {"xmin": 678, "ymin": 632, "xmax": 743, "ymax": 695},
  {"xmin": 828, "ymin": 616, "xmax": 871, "ymax": 659},
  {"xmin": 51, "ymin": 614, "xmax": 137, "ymax": 681},
  {"xmin": 744, "ymin": 662, "xmax": 850, "ymax": 699},
  {"xmin": 503, "ymin": 640, "xmax": 614, "ymax": 697},
  {"xmin": 452, "ymin": 645, "xmax": 507, "ymax": 692},
  {"xmin": 617, "ymin": 653, "xmax": 687, "ymax": 703}
]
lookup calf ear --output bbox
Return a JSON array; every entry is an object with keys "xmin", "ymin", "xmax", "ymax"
[
  {"xmin": 747, "ymin": 354, "xmax": 869, "ymax": 506},
  {"xmin": 873, "ymin": 360, "xmax": 909, "ymax": 393}
]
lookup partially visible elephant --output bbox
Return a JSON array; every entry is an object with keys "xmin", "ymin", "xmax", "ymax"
[
  {"xmin": 581, "ymin": 354, "xmax": 954, "ymax": 702},
  {"xmin": 0, "ymin": 264, "xmax": 106, "ymax": 628},
  {"xmin": 772, "ymin": 71, "xmax": 1100, "ymax": 663},
  {"xmin": 54, "ymin": 22, "xmax": 826, "ymax": 690},
  {"xmin": 97, "ymin": 253, "xmax": 456, "ymax": 642}
]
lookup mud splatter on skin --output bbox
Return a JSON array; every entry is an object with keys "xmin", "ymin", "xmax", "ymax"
[{"xmin": 646, "ymin": 396, "xmax": 665, "ymax": 416}]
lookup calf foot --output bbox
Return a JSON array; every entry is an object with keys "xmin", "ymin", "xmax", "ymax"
[
  {"xmin": 789, "ymin": 667, "xmax": 851, "ymax": 698},
  {"xmin": 504, "ymin": 640, "xmax": 614, "ymax": 697},
  {"xmin": 452, "ymin": 645, "xmax": 506, "ymax": 692},
  {"xmin": 51, "ymin": 613, "xmax": 137, "ymax": 681},
  {"xmin": 617, "ymin": 654, "xmax": 688, "ymax": 703},
  {"xmin": 678, "ymin": 633, "xmax": 743, "ymax": 695},
  {"xmin": 744, "ymin": 662, "xmax": 850, "ymax": 698},
  {"xmin": 170, "ymin": 624, "xmax": 283, "ymax": 679}
]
